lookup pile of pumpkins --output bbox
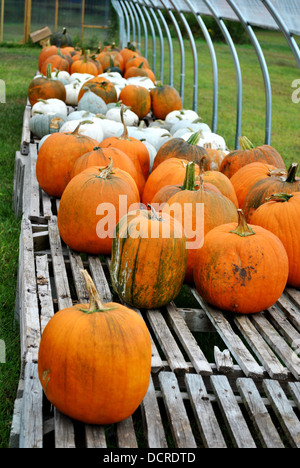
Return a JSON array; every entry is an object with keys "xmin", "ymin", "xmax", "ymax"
[{"xmin": 31, "ymin": 38, "xmax": 300, "ymax": 427}]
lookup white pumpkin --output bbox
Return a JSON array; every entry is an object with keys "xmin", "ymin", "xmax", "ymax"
[
  {"xmin": 105, "ymin": 106, "xmax": 139, "ymax": 126},
  {"xmin": 59, "ymin": 119, "xmax": 104, "ymax": 142},
  {"xmin": 126, "ymin": 76, "xmax": 156, "ymax": 90},
  {"xmin": 170, "ymin": 119, "xmax": 211, "ymax": 136},
  {"xmin": 180, "ymin": 130, "xmax": 227, "ymax": 151},
  {"xmin": 94, "ymin": 116, "xmax": 124, "ymax": 139},
  {"xmin": 98, "ymin": 72, "xmax": 128, "ymax": 89},
  {"xmin": 65, "ymin": 81, "xmax": 82, "ymax": 106},
  {"xmin": 141, "ymin": 140, "xmax": 157, "ymax": 173},
  {"xmin": 31, "ymin": 98, "xmax": 68, "ymax": 116},
  {"xmin": 69, "ymin": 73, "xmax": 94, "ymax": 83},
  {"xmin": 51, "ymin": 70, "xmax": 71, "ymax": 84},
  {"xmin": 165, "ymin": 109, "xmax": 199, "ymax": 123},
  {"xmin": 66, "ymin": 110, "xmax": 96, "ymax": 121}
]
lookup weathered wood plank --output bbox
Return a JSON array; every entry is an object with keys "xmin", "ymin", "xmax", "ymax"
[
  {"xmin": 116, "ymin": 417, "xmax": 138, "ymax": 448},
  {"xmin": 166, "ymin": 303, "xmax": 212, "ymax": 375},
  {"xmin": 88, "ymin": 255, "xmax": 112, "ymax": 302},
  {"xmin": 276, "ymin": 293, "xmax": 300, "ymax": 332},
  {"xmin": 192, "ymin": 289, "xmax": 263, "ymax": 378},
  {"xmin": 210, "ymin": 375, "xmax": 256, "ymax": 448},
  {"xmin": 48, "ymin": 216, "xmax": 73, "ymax": 310},
  {"xmin": 234, "ymin": 314, "xmax": 288, "ymax": 380},
  {"xmin": 263, "ymin": 379, "xmax": 300, "ymax": 448},
  {"xmin": 185, "ymin": 373, "xmax": 227, "ymax": 448},
  {"xmin": 19, "ymin": 362, "xmax": 43, "ymax": 448},
  {"xmin": 158, "ymin": 372, "xmax": 197, "ymax": 448},
  {"xmin": 267, "ymin": 304, "xmax": 300, "ymax": 347},
  {"xmin": 36, "ymin": 254, "xmax": 54, "ymax": 333},
  {"xmin": 252, "ymin": 313, "xmax": 300, "ymax": 380},
  {"xmin": 140, "ymin": 376, "xmax": 168, "ymax": 448},
  {"xmin": 85, "ymin": 425, "xmax": 107, "ymax": 448},
  {"xmin": 214, "ymin": 347, "xmax": 234, "ymax": 374},
  {"xmin": 68, "ymin": 248, "xmax": 89, "ymax": 304},
  {"xmin": 288, "ymin": 382, "xmax": 300, "ymax": 412},
  {"xmin": 54, "ymin": 409, "xmax": 76, "ymax": 448},
  {"xmin": 146, "ymin": 310, "xmax": 189, "ymax": 374},
  {"xmin": 236, "ymin": 378, "xmax": 285, "ymax": 448}
]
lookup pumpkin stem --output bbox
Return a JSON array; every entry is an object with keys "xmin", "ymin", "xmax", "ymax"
[
  {"xmin": 97, "ymin": 157, "xmax": 114, "ymax": 179},
  {"xmin": 72, "ymin": 120, "xmax": 93, "ymax": 135},
  {"xmin": 46, "ymin": 63, "xmax": 52, "ymax": 79},
  {"xmin": 182, "ymin": 161, "xmax": 196, "ymax": 191},
  {"xmin": 230, "ymin": 209, "xmax": 255, "ymax": 237},
  {"xmin": 186, "ymin": 130, "xmax": 204, "ymax": 146},
  {"xmin": 265, "ymin": 193, "xmax": 294, "ymax": 203},
  {"xmin": 147, "ymin": 204, "xmax": 160, "ymax": 220},
  {"xmin": 80, "ymin": 269, "xmax": 110, "ymax": 312},
  {"xmin": 119, "ymin": 104, "xmax": 130, "ymax": 140},
  {"xmin": 239, "ymin": 136, "xmax": 255, "ymax": 150},
  {"xmin": 285, "ymin": 162, "xmax": 298, "ymax": 183}
]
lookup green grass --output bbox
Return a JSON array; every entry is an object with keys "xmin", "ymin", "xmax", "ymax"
[{"xmin": 0, "ymin": 29, "xmax": 299, "ymax": 447}]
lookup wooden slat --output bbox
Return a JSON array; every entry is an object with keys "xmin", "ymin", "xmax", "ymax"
[
  {"xmin": 19, "ymin": 362, "xmax": 43, "ymax": 448},
  {"xmin": 116, "ymin": 417, "xmax": 138, "ymax": 448},
  {"xmin": 276, "ymin": 293, "xmax": 300, "ymax": 332},
  {"xmin": 68, "ymin": 248, "xmax": 89, "ymax": 304},
  {"xmin": 88, "ymin": 255, "xmax": 112, "ymax": 302},
  {"xmin": 54, "ymin": 409, "xmax": 76, "ymax": 448},
  {"xmin": 192, "ymin": 289, "xmax": 263, "ymax": 378},
  {"xmin": 210, "ymin": 375, "xmax": 256, "ymax": 448},
  {"xmin": 27, "ymin": 144, "xmax": 40, "ymax": 220},
  {"xmin": 236, "ymin": 378, "xmax": 285, "ymax": 448},
  {"xmin": 146, "ymin": 310, "xmax": 189, "ymax": 374},
  {"xmin": 185, "ymin": 373, "xmax": 227, "ymax": 448},
  {"xmin": 166, "ymin": 303, "xmax": 212, "ymax": 375},
  {"xmin": 158, "ymin": 372, "xmax": 197, "ymax": 448},
  {"xmin": 85, "ymin": 425, "xmax": 107, "ymax": 448},
  {"xmin": 36, "ymin": 254, "xmax": 54, "ymax": 333},
  {"xmin": 214, "ymin": 347, "xmax": 234, "ymax": 374},
  {"xmin": 252, "ymin": 313, "xmax": 300, "ymax": 380},
  {"xmin": 288, "ymin": 382, "xmax": 300, "ymax": 412},
  {"xmin": 234, "ymin": 314, "xmax": 288, "ymax": 380},
  {"xmin": 48, "ymin": 216, "xmax": 73, "ymax": 310},
  {"xmin": 140, "ymin": 375, "xmax": 168, "ymax": 448},
  {"xmin": 267, "ymin": 303, "xmax": 300, "ymax": 346},
  {"xmin": 263, "ymin": 379, "xmax": 300, "ymax": 448}
]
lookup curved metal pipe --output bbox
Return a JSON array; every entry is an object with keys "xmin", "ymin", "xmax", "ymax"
[
  {"xmin": 149, "ymin": 5, "xmax": 165, "ymax": 82},
  {"xmin": 119, "ymin": 0, "xmax": 131, "ymax": 44},
  {"xmin": 142, "ymin": 5, "xmax": 157, "ymax": 75},
  {"xmin": 128, "ymin": 2, "xmax": 142, "ymax": 50},
  {"xmin": 202, "ymin": 0, "xmax": 243, "ymax": 149},
  {"xmin": 226, "ymin": 0, "xmax": 272, "ymax": 145},
  {"xmin": 134, "ymin": 3, "xmax": 149, "ymax": 59},
  {"xmin": 124, "ymin": 0, "xmax": 136, "ymax": 43},
  {"xmin": 183, "ymin": 0, "xmax": 218, "ymax": 132},
  {"xmin": 261, "ymin": 0, "xmax": 300, "ymax": 68},
  {"xmin": 159, "ymin": 0, "xmax": 185, "ymax": 103},
  {"xmin": 111, "ymin": 0, "xmax": 126, "ymax": 49},
  {"xmin": 168, "ymin": 0, "xmax": 198, "ymax": 111},
  {"xmin": 156, "ymin": 7, "xmax": 174, "ymax": 86}
]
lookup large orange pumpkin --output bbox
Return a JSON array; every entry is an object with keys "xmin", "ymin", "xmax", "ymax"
[
  {"xmin": 28, "ymin": 63, "xmax": 66, "ymax": 106},
  {"xmin": 70, "ymin": 145, "xmax": 140, "ymax": 192},
  {"xmin": 110, "ymin": 206, "xmax": 187, "ymax": 309},
  {"xmin": 251, "ymin": 192, "xmax": 300, "ymax": 287},
  {"xmin": 193, "ymin": 209, "xmax": 289, "ymax": 314},
  {"xmin": 242, "ymin": 162, "xmax": 300, "ymax": 221},
  {"xmin": 119, "ymin": 84, "xmax": 151, "ymax": 120},
  {"xmin": 38, "ymin": 269, "xmax": 151, "ymax": 425},
  {"xmin": 124, "ymin": 64, "xmax": 156, "ymax": 84},
  {"xmin": 150, "ymin": 84, "xmax": 182, "ymax": 120},
  {"xmin": 57, "ymin": 160, "xmax": 140, "ymax": 255},
  {"xmin": 120, "ymin": 43, "xmax": 141, "ymax": 64},
  {"xmin": 36, "ymin": 122, "xmax": 99, "ymax": 198},
  {"xmin": 230, "ymin": 162, "xmax": 284, "ymax": 208},
  {"xmin": 38, "ymin": 45, "xmax": 58, "ymax": 71},
  {"xmin": 200, "ymin": 169, "xmax": 239, "ymax": 208},
  {"xmin": 78, "ymin": 79, "xmax": 118, "ymax": 104},
  {"xmin": 162, "ymin": 162, "xmax": 238, "ymax": 282},
  {"xmin": 219, "ymin": 136, "xmax": 286, "ymax": 179},
  {"xmin": 40, "ymin": 52, "xmax": 70, "ymax": 75},
  {"xmin": 70, "ymin": 51, "xmax": 98, "ymax": 76}
]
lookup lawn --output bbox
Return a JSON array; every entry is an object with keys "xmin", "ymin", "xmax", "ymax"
[{"xmin": 0, "ymin": 27, "xmax": 299, "ymax": 447}]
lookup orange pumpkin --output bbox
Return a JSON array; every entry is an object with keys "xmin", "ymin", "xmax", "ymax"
[
  {"xmin": 124, "ymin": 56, "xmax": 150, "ymax": 72},
  {"xmin": 119, "ymin": 84, "xmax": 151, "ymax": 119},
  {"xmin": 162, "ymin": 163, "xmax": 238, "ymax": 283},
  {"xmin": 230, "ymin": 162, "xmax": 285, "ymax": 208},
  {"xmin": 124, "ymin": 64, "xmax": 156, "ymax": 84},
  {"xmin": 193, "ymin": 209, "xmax": 289, "ymax": 314},
  {"xmin": 38, "ymin": 269, "xmax": 151, "ymax": 425},
  {"xmin": 70, "ymin": 146, "xmax": 140, "ymax": 194},
  {"xmin": 110, "ymin": 206, "xmax": 188, "ymax": 308},
  {"xmin": 78, "ymin": 79, "xmax": 118, "ymax": 104},
  {"xmin": 40, "ymin": 52, "xmax": 70, "ymax": 75},
  {"xmin": 200, "ymin": 169, "xmax": 239, "ymax": 208},
  {"xmin": 120, "ymin": 43, "xmax": 141, "ymax": 64},
  {"xmin": 28, "ymin": 63, "xmax": 66, "ymax": 106},
  {"xmin": 38, "ymin": 45, "xmax": 58, "ymax": 71},
  {"xmin": 36, "ymin": 122, "xmax": 99, "ymax": 198},
  {"xmin": 251, "ymin": 192, "xmax": 300, "ymax": 287},
  {"xmin": 152, "ymin": 131, "xmax": 209, "ymax": 172},
  {"xmin": 96, "ymin": 50, "xmax": 124, "ymax": 73},
  {"xmin": 204, "ymin": 147, "xmax": 227, "ymax": 171},
  {"xmin": 150, "ymin": 84, "xmax": 182, "ymax": 120},
  {"xmin": 70, "ymin": 51, "xmax": 98, "ymax": 76},
  {"xmin": 57, "ymin": 160, "xmax": 140, "ymax": 255},
  {"xmin": 242, "ymin": 162, "xmax": 300, "ymax": 222},
  {"xmin": 219, "ymin": 136, "xmax": 286, "ymax": 179}
]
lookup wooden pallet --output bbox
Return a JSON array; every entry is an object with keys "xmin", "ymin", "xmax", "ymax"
[{"xmin": 10, "ymin": 105, "xmax": 300, "ymax": 449}]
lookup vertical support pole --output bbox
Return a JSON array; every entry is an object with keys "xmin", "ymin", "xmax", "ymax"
[
  {"xmin": 54, "ymin": 0, "xmax": 59, "ymax": 33},
  {"xmin": 142, "ymin": 5, "xmax": 156, "ymax": 76},
  {"xmin": 156, "ymin": 7, "xmax": 174, "ymax": 86},
  {"xmin": 135, "ymin": 3, "xmax": 148, "ymax": 59},
  {"xmin": 0, "ymin": 0, "xmax": 4, "ymax": 43},
  {"xmin": 112, "ymin": 0, "xmax": 126, "ymax": 49},
  {"xmin": 127, "ymin": 1, "xmax": 141, "ymax": 50},
  {"xmin": 124, "ymin": 0, "xmax": 136, "ymax": 43},
  {"xmin": 149, "ymin": 6, "xmax": 164, "ymax": 83},
  {"xmin": 24, "ymin": 0, "xmax": 32, "ymax": 43},
  {"xmin": 81, "ymin": 0, "xmax": 85, "ymax": 46}
]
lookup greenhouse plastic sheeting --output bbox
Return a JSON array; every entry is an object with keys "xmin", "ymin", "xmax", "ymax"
[{"xmin": 141, "ymin": 0, "xmax": 300, "ymax": 36}]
